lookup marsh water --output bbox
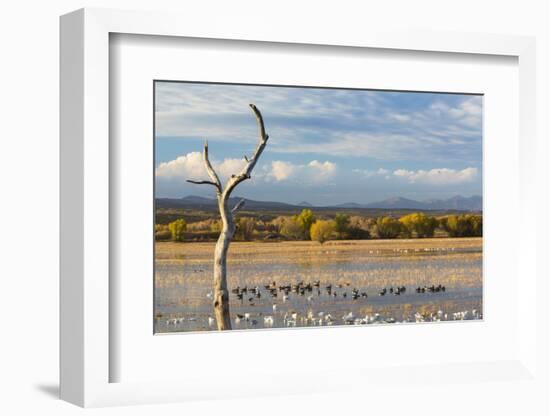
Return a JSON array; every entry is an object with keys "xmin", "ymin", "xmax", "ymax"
[{"xmin": 154, "ymin": 238, "xmax": 482, "ymax": 333}]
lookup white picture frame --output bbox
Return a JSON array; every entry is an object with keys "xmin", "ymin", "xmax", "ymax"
[{"xmin": 60, "ymin": 7, "xmax": 538, "ymax": 408}]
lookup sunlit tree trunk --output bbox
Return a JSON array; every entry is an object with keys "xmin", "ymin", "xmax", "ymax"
[{"xmin": 187, "ymin": 104, "xmax": 269, "ymax": 330}]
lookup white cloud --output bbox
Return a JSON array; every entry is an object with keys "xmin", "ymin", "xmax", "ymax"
[
  {"xmin": 156, "ymin": 152, "xmax": 337, "ymax": 186},
  {"xmin": 156, "ymin": 152, "xmax": 247, "ymax": 182},
  {"xmin": 269, "ymin": 161, "xmax": 296, "ymax": 182},
  {"xmin": 388, "ymin": 113, "xmax": 411, "ymax": 123},
  {"xmin": 307, "ymin": 160, "xmax": 337, "ymax": 177},
  {"xmin": 430, "ymin": 96, "xmax": 482, "ymax": 128},
  {"xmin": 217, "ymin": 158, "xmax": 247, "ymax": 178},
  {"xmin": 156, "ymin": 152, "xmax": 205, "ymax": 180},
  {"xmin": 265, "ymin": 160, "xmax": 337, "ymax": 183},
  {"xmin": 393, "ymin": 167, "xmax": 478, "ymax": 185},
  {"xmin": 155, "ymin": 83, "xmax": 482, "ymax": 165},
  {"xmin": 354, "ymin": 167, "xmax": 390, "ymax": 178}
]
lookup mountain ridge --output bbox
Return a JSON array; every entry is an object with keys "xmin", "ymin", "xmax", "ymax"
[{"xmin": 156, "ymin": 194, "xmax": 482, "ymax": 211}]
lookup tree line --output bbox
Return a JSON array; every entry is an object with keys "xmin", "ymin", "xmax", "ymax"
[{"xmin": 156, "ymin": 209, "xmax": 482, "ymax": 243}]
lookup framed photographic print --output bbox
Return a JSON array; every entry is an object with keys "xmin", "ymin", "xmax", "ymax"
[{"xmin": 60, "ymin": 7, "xmax": 539, "ymax": 408}]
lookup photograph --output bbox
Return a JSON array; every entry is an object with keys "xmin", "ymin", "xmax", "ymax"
[{"xmin": 154, "ymin": 81, "xmax": 483, "ymax": 333}]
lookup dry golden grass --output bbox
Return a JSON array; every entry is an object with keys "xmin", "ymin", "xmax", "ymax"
[{"xmin": 156, "ymin": 237, "xmax": 482, "ymax": 290}]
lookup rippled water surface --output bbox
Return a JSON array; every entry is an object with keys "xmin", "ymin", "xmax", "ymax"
[{"xmin": 155, "ymin": 238, "xmax": 482, "ymax": 333}]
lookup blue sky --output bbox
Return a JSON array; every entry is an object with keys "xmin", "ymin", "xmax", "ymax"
[{"xmin": 155, "ymin": 81, "xmax": 482, "ymax": 205}]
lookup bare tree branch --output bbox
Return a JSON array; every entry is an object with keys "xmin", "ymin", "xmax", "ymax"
[
  {"xmin": 224, "ymin": 104, "xmax": 269, "ymax": 197},
  {"xmin": 231, "ymin": 199, "xmax": 246, "ymax": 214},
  {"xmin": 186, "ymin": 179, "xmax": 220, "ymax": 187},
  {"xmin": 203, "ymin": 140, "xmax": 222, "ymax": 193}
]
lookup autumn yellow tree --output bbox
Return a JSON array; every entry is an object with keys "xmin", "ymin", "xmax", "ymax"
[
  {"xmin": 374, "ymin": 216, "xmax": 403, "ymax": 239},
  {"xmin": 168, "ymin": 219, "xmax": 187, "ymax": 241},
  {"xmin": 280, "ymin": 217, "xmax": 303, "ymax": 240},
  {"xmin": 334, "ymin": 213, "xmax": 350, "ymax": 239},
  {"xmin": 295, "ymin": 209, "xmax": 316, "ymax": 239},
  {"xmin": 310, "ymin": 220, "xmax": 335, "ymax": 244},
  {"xmin": 441, "ymin": 214, "xmax": 482, "ymax": 237},
  {"xmin": 399, "ymin": 213, "xmax": 438, "ymax": 238}
]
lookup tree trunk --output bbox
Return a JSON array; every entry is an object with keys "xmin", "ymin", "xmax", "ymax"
[
  {"xmin": 213, "ymin": 197, "xmax": 234, "ymax": 330},
  {"xmin": 187, "ymin": 104, "xmax": 269, "ymax": 330}
]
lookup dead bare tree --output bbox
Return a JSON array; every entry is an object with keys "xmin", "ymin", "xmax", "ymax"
[{"xmin": 187, "ymin": 104, "xmax": 269, "ymax": 330}]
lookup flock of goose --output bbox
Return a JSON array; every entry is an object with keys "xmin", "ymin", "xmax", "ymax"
[
  {"xmin": 161, "ymin": 279, "xmax": 482, "ymax": 329},
  {"xmin": 228, "ymin": 280, "xmax": 447, "ymax": 305}
]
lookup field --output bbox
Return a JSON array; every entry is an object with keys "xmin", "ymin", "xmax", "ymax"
[{"xmin": 154, "ymin": 237, "xmax": 482, "ymax": 333}]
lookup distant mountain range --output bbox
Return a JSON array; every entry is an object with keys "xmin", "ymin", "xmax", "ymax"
[
  {"xmin": 156, "ymin": 194, "xmax": 482, "ymax": 212},
  {"xmin": 356, "ymin": 195, "xmax": 481, "ymax": 211}
]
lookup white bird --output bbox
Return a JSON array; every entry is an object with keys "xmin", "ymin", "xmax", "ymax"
[
  {"xmin": 206, "ymin": 291, "xmax": 213, "ymax": 299},
  {"xmin": 283, "ymin": 294, "xmax": 289, "ymax": 302},
  {"xmin": 272, "ymin": 304, "xmax": 277, "ymax": 311},
  {"xmin": 264, "ymin": 316, "xmax": 274, "ymax": 325},
  {"xmin": 244, "ymin": 313, "xmax": 250, "ymax": 321},
  {"xmin": 208, "ymin": 316, "xmax": 215, "ymax": 326},
  {"xmin": 342, "ymin": 312, "xmax": 354, "ymax": 323}
]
